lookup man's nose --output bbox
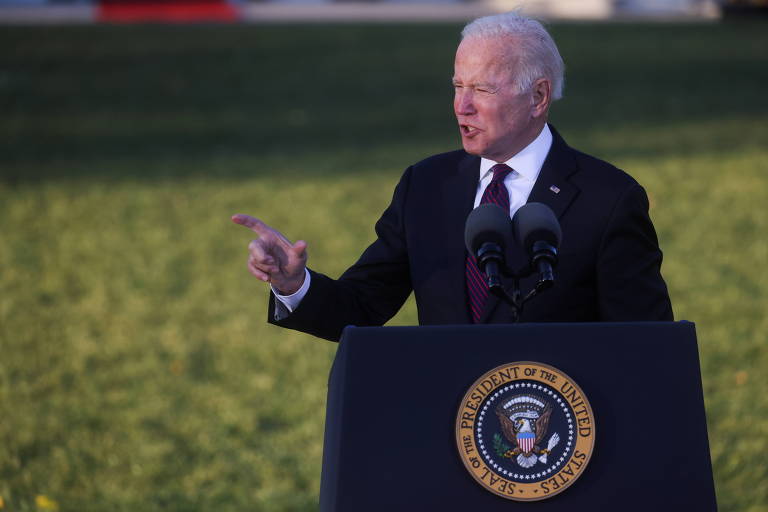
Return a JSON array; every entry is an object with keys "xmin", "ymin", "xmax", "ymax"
[{"xmin": 455, "ymin": 90, "xmax": 475, "ymax": 115}]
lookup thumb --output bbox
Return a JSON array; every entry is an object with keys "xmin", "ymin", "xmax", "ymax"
[{"xmin": 291, "ymin": 240, "xmax": 308, "ymax": 257}]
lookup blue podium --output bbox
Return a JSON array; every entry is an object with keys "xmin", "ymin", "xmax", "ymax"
[{"xmin": 319, "ymin": 322, "xmax": 717, "ymax": 511}]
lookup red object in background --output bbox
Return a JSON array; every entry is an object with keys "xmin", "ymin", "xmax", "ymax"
[{"xmin": 98, "ymin": 0, "xmax": 240, "ymax": 23}]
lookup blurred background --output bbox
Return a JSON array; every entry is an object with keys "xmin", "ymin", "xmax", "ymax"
[{"xmin": 0, "ymin": 0, "xmax": 766, "ymax": 511}]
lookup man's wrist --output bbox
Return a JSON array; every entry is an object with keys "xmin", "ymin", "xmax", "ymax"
[
  {"xmin": 274, "ymin": 273, "xmax": 305, "ymax": 296},
  {"xmin": 272, "ymin": 269, "xmax": 311, "ymax": 313}
]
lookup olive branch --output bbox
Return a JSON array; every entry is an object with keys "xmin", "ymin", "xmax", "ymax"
[{"xmin": 493, "ymin": 433, "xmax": 511, "ymax": 458}]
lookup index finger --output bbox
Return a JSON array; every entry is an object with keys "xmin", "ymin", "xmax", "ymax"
[{"xmin": 231, "ymin": 214, "xmax": 270, "ymax": 235}]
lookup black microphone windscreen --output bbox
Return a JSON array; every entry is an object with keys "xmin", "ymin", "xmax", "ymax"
[
  {"xmin": 513, "ymin": 202, "xmax": 562, "ymax": 253},
  {"xmin": 464, "ymin": 203, "xmax": 512, "ymax": 255}
]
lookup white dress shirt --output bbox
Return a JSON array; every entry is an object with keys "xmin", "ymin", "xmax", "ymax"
[
  {"xmin": 474, "ymin": 123, "xmax": 552, "ymax": 215},
  {"xmin": 273, "ymin": 124, "xmax": 553, "ymax": 316}
]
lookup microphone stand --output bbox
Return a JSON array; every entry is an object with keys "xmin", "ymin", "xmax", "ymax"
[
  {"xmin": 487, "ymin": 266, "xmax": 553, "ymax": 324},
  {"xmin": 474, "ymin": 240, "xmax": 557, "ymax": 323}
]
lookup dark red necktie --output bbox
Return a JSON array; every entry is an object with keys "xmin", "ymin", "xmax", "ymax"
[{"xmin": 466, "ymin": 164, "xmax": 513, "ymax": 323}]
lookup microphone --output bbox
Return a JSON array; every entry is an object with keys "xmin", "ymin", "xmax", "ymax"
[
  {"xmin": 464, "ymin": 203, "xmax": 513, "ymax": 292},
  {"xmin": 512, "ymin": 203, "xmax": 562, "ymax": 291}
]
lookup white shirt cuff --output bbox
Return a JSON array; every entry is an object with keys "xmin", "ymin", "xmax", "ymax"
[{"xmin": 271, "ymin": 268, "xmax": 311, "ymax": 314}]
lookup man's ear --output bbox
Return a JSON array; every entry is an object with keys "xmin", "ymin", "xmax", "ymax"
[{"xmin": 531, "ymin": 78, "xmax": 551, "ymax": 118}]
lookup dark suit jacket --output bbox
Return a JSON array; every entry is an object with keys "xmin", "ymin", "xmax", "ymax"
[{"xmin": 269, "ymin": 127, "xmax": 673, "ymax": 341}]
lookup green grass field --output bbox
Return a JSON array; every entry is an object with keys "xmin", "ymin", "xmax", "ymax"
[{"xmin": 1, "ymin": 21, "xmax": 767, "ymax": 511}]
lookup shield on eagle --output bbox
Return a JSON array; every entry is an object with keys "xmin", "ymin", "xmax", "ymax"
[{"xmin": 517, "ymin": 431, "xmax": 536, "ymax": 454}]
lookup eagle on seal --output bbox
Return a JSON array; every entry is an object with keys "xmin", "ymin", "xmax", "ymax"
[{"xmin": 495, "ymin": 394, "xmax": 560, "ymax": 468}]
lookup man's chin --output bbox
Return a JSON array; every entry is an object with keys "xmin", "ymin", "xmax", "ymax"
[{"xmin": 461, "ymin": 141, "xmax": 484, "ymax": 157}]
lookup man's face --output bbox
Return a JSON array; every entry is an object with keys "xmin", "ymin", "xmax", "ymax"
[{"xmin": 453, "ymin": 36, "xmax": 540, "ymax": 162}]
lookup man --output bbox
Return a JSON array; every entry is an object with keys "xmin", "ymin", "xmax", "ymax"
[{"xmin": 232, "ymin": 13, "xmax": 673, "ymax": 341}]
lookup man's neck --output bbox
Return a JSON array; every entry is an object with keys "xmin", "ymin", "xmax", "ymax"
[
  {"xmin": 479, "ymin": 124, "xmax": 552, "ymax": 182},
  {"xmin": 490, "ymin": 120, "xmax": 548, "ymax": 163}
]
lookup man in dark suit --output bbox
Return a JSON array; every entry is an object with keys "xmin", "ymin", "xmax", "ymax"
[{"xmin": 232, "ymin": 13, "xmax": 673, "ymax": 341}]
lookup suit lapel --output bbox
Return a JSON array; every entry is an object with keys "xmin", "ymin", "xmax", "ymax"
[
  {"xmin": 440, "ymin": 152, "xmax": 479, "ymax": 324},
  {"xmin": 527, "ymin": 126, "xmax": 580, "ymax": 219}
]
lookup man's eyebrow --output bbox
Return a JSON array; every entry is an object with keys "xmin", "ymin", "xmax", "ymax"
[
  {"xmin": 451, "ymin": 78, "xmax": 498, "ymax": 90},
  {"xmin": 471, "ymin": 82, "xmax": 500, "ymax": 92}
]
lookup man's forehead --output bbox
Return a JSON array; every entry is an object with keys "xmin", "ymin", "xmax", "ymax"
[
  {"xmin": 454, "ymin": 38, "xmax": 518, "ymax": 84},
  {"xmin": 455, "ymin": 36, "xmax": 519, "ymax": 73},
  {"xmin": 456, "ymin": 34, "xmax": 520, "ymax": 59}
]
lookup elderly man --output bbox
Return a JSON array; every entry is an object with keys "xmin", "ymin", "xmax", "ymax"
[{"xmin": 233, "ymin": 13, "xmax": 673, "ymax": 341}]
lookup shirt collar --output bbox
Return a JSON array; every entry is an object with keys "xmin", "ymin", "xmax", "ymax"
[{"xmin": 479, "ymin": 124, "xmax": 553, "ymax": 182}]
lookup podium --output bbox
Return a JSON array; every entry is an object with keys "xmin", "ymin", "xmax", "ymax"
[{"xmin": 319, "ymin": 322, "xmax": 717, "ymax": 511}]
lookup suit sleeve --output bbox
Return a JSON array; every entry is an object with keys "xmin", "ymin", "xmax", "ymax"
[
  {"xmin": 267, "ymin": 166, "xmax": 415, "ymax": 341},
  {"xmin": 596, "ymin": 183, "xmax": 674, "ymax": 321}
]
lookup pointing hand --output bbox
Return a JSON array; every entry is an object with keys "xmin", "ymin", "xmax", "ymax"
[{"xmin": 231, "ymin": 214, "xmax": 308, "ymax": 295}]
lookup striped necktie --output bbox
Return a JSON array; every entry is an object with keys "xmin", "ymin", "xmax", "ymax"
[{"xmin": 466, "ymin": 163, "xmax": 513, "ymax": 323}]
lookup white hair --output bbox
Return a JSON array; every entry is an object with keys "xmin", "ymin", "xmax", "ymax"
[{"xmin": 461, "ymin": 12, "xmax": 565, "ymax": 101}]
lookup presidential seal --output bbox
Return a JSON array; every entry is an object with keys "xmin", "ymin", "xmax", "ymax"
[{"xmin": 455, "ymin": 362, "xmax": 595, "ymax": 501}]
